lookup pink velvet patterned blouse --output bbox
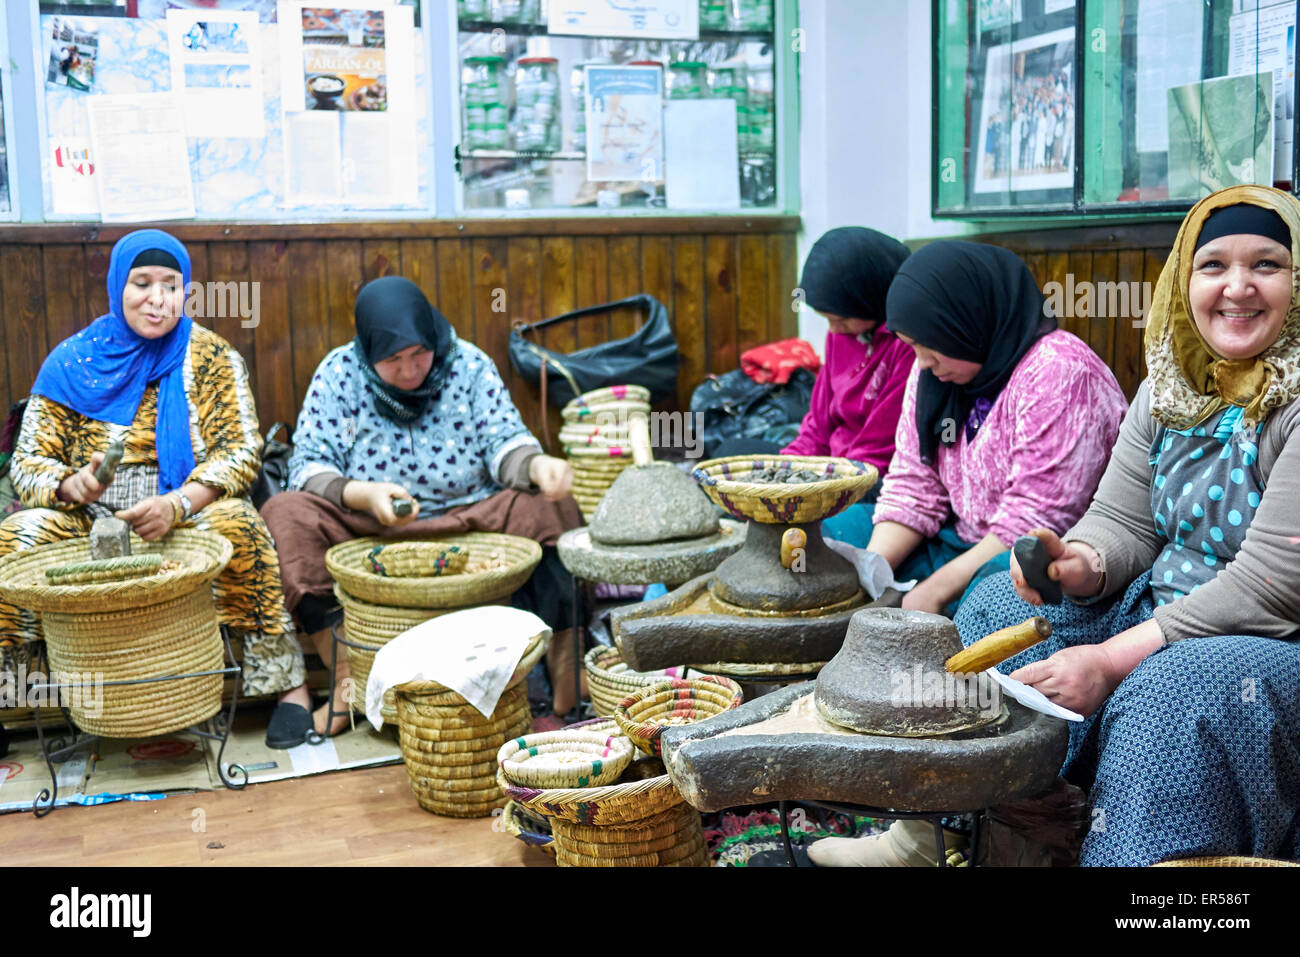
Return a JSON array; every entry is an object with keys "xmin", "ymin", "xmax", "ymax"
[{"xmin": 872, "ymin": 330, "xmax": 1129, "ymax": 546}]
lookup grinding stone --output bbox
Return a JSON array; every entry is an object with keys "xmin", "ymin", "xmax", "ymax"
[
  {"xmin": 89, "ymin": 517, "xmax": 131, "ymax": 559},
  {"xmin": 589, "ymin": 462, "xmax": 719, "ymax": 546}
]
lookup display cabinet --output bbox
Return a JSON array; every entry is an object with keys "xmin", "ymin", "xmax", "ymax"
[{"xmin": 935, "ymin": 0, "xmax": 1298, "ymax": 216}]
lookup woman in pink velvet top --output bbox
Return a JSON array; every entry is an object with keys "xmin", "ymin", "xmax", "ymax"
[
  {"xmin": 865, "ymin": 240, "xmax": 1128, "ymax": 617},
  {"xmin": 780, "ymin": 227, "xmax": 917, "ymax": 477}
]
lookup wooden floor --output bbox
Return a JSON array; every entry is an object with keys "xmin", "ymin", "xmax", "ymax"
[{"xmin": 0, "ymin": 762, "xmax": 556, "ymax": 867}]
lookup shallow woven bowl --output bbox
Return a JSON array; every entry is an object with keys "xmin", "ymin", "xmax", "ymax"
[
  {"xmin": 497, "ymin": 728, "xmax": 634, "ymax": 789},
  {"xmin": 612, "ymin": 676, "xmax": 744, "ymax": 757},
  {"xmin": 326, "ymin": 532, "xmax": 541, "ymax": 609},
  {"xmin": 501, "ymin": 800, "xmax": 556, "ymax": 856},
  {"xmin": 690, "ymin": 455, "xmax": 878, "ymax": 524}
]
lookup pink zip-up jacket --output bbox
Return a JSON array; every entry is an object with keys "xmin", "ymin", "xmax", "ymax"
[
  {"xmin": 873, "ymin": 330, "xmax": 1128, "ymax": 546},
  {"xmin": 781, "ymin": 326, "xmax": 916, "ymax": 475}
]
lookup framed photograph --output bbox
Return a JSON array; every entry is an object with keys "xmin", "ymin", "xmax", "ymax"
[{"xmin": 972, "ymin": 25, "xmax": 1075, "ymax": 196}]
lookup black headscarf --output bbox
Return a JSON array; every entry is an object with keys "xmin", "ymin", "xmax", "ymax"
[
  {"xmin": 352, "ymin": 276, "xmax": 458, "ymax": 423},
  {"xmin": 800, "ymin": 227, "xmax": 911, "ymax": 321},
  {"xmin": 885, "ymin": 241, "xmax": 1055, "ymax": 464}
]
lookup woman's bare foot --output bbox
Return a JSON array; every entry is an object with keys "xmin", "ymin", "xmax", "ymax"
[
  {"xmin": 279, "ymin": 684, "xmax": 311, "ymax": 711},
  {"xmin": 313, "ymin": 674, "xmax": 354, "ymax": 735}
]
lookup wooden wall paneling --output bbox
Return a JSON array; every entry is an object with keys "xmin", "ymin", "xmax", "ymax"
[
  {"xmin": 286, "ymin": 241, "xmax": 330, "ymax": 420},
  {"xmin": 84, "ymin": 243, "xmax": 112, "ymax": 321},
  {"xmin": 1087, "ymin": 249, "xmax": 1118, "ymax": 371},
  {"xmin": 537, "ymin": 236, "xmax": 578, "ymax": 446},
  {"xmin": 736, "ymin": 234, "xmax": 768, "ymax": 357},
  {"xmin": 606, "ymin": 235, "xmax": 640, "ymax": 339},
  {"xmin": 247, "ymin": 241, "xmax": 294, "ymax": 430},
  {"xmin": 470, "ymin": 238, "xmax": 514, "ymax": 430},
  {"xmin": 1044, "ymin": 250, "xmax": 1070, "ymax": 336},
  {"xmin": 206, "ymin": 243, "xmax": 256, "ymax": 387},
  {"xmin": 42, "ymin": 245, "xmax": 88, "ymax": 348},
  {"xmin": 505, "ymin": 237, "xmax": 545, "ymax": 445},
  {"xmin": 361, "ymin": 239, "xmax": 401, "ymax": 283},
  {"xmin": 1022, "ymin": 252, "xmax": 1046, "ymax": 290},
  {"xmin": 0, "ymin": 251, "xmax": 13, "ymax": 408},
  {"xmin": 323, "ymin": 241, "xmax": 362, "ymax": 360},
  {"xmin": 572, "ymin": 235, "xmax": 609, "ymax": 351},
  {"xmin": 1, "ymin": 245, "xmax": 49, "ymax": 400},
  {"xmin": 435, "ymin": 239, "xmax": 474, "ymax": 345},
  {"xmin": 400, "ymin": 239, "xmax": 438, "ymax": 303},
  {"xmin": 769, "ymin": 233, "xmax": 797, "ymax": 341},
  {"xmin": 703, "ymin": 235, "xmax": 739, "ymax": 381},
  {"xmin": 186, "ymin": 243, "xmax": 211, "ymax": 298},
  {"xmin": 640, "ymin": 236, "xmax": 674, "ymax": 321},
  {"xmin": 1108, "ymin": 249, "xmax": 1144, "ymax": 399},
  {"xmin": 1062, "ymin": 250, "xmax": 1093, "ymax": 343},
  {"xmin": 672, "ymin": 235, "xmax": 705, "ymax": 413}
]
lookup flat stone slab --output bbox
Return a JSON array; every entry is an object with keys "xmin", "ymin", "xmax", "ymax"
[
  {"xmin": 556, "ymin": 521, "xmax": 744, "ymax": 587},
  {"xmin": 660, "ymin": 683, "xmax": 1069, "ymax": 813},
  {"xmin": 612, "ymin": 575, "xmax": 900, "ymax": 672}
]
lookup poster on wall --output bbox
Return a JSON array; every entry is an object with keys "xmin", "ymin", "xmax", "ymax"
[
  {"xmin": 49, "ymin": 137, "xmax": 99, "ymax": 216},
  {"xmin": 973, "ymin": 26, "xmax": 1074, "ymax": 195},
  {"xmin": 166, "ymin": 10, "xmax": 265, "ymax": 138},
  {"xmin": 1228, "ymin": 2, "xmax": 1295, "ymax": 181},
  {"xmin": 301, "ymin": 7, "xmax": 388, "ymax": 111},
  {"xmin": 46, "ymin": 18, "xmax": 99, "ymax": 92},
  {"xmin": 549, "ymin": 0, "xmax": 699, "ymax": 40},
  {"xmin": 1166, "ymin": 73, "xmax": 1274, "ymax": 199},
  {"xmin": 585, "ymin": 65, "xmax": 664, "ymax": 182},
  {"xmin": 278, "ymin": 0, "xmax": 416, "ymax": 207},
  {"xmin": 86, "ymin": 93, "xmax": 196, "ymax": 222}
]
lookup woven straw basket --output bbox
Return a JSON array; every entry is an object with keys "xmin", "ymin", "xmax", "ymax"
[
  {"xmin": 0, "ymin": 530, "xmax": 232, "ymax": 737},
  {"xmin": 497, "ymin": 729, "xmax": 634, "ymax": 789},
  {"xmin": 612, "ymin": 676, "xmax": 744, "ymax": 757},
  {"xmin": 691, "ymin": 455, "xmax": 878, "ymax": 524},
  {"xmin": 498, "ymin": 720, "xmax": 705, "ymax": 867},
  {"xmin": 501, "ymin": 799, "xmax": 557, "ymax": 857},
  {"xmin": 396, "ymin": 679, "xmax": 532, "ymax": 817},
  {"xmin": 584, "ymin": 645, "xmax": 685, "ymax": 717},
  {"xmin": 326, "ymin": 532, "xmax": 541, "ymax": 609},
  {"xmin": 334, "ymin": 585, "xmax": 451, "ymax": 722}
]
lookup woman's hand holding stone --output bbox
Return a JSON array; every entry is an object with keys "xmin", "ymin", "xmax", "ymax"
[
  {"xmin": 57, "ymin": 451, "xmax": 108, "ymax": 505},
  {"xmin": 1009, "ymin": 528, "xmax": 1103, "ymax": 605},
  {"xmin": 116, "ymin": 495, "xmax": 179, "ymax": 542},
  {"xmin": 528, "ymin": 454, "xmax": 574, "ymax": 501},
  {"xmin": 346, "ymin": 480, "xmax": 419, "ymax": 527}
]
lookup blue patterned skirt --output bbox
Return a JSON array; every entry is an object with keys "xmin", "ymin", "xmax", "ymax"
[{"xmin": 954, "ymin": 571, "xmax": 1300, "ymax": 866}]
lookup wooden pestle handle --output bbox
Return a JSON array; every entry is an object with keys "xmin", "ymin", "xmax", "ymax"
[
  {"xmin": 629, "ymin": 413, "xmax": 653, "ymax": 466},
  {"xmin": 944, "ymin": 616, "xmax": 1052, "ymax": 674},
  {"xmin": 780, "ymin": 527, "xmax": 806, "ymax": 569}
]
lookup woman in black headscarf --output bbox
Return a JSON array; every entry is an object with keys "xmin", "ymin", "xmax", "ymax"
[
  {"xmin": 862, "ymin": 241, "xmax": 1129, "ymax": 617},
  {"xmin": 261, "ymin": 277, "xmax": 583, "ymax": 732}
]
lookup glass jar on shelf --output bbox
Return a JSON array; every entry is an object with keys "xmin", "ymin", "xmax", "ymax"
[
  {"xmin": 667, "ymin": 61, "xmax": 707, "ymax": 99},
  {"xmin": 728, "ymin": 0, "xmax": 773, "ymax": 31},
  {"xmin": 747, "ymin": 63, "xmax": 775, "ymax": 154},
  {"xmin": 699, "ymin": 0, "xmax": 728, "ymax": 30},
  {"xmin": 458, "ymin": 0, "xmax": 489, "ymax": 22},
  {"xmin": 513, "ymin": 56, "xmax": 561, "ymax": 152},
  {"xmin": 463, "ymin": 55, "xmax": 506, "ymax": 150},
  {"xmin": 571, "ymin": 57, "xmax": 609, "ymax": 151},
  {"xmin": 490, "ymin": 0, "xmax": 524, "ymax": 21}
]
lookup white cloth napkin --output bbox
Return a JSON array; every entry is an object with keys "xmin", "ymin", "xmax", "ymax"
[
  {"xmin": 823, "ymin": 537, "xmax": 917, "ymax": 600},
  {"xmin": 364, "ymin": 606, "xmax": 548, "ymax": 730}
]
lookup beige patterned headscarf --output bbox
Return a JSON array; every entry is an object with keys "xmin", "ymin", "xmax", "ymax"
[{"xmin": 1146, "ymin": 184, "xmax": 1300, "ymax": 430}]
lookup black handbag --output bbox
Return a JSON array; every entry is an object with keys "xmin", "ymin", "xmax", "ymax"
[
  {"xmin": 689, "ymin": 367, "xmax": 816, "ymax": 459},
  {"xmin": 251, "ymin": 422, "xmax": 292, "ymax": 510},
  {"xmin": 508, "ymin": 294, "xmax": 679, "ymax": 409}
]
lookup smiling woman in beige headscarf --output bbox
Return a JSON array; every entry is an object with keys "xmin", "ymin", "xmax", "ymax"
[{"xmin": 940, "ymin": 184, "xmax": 1300, "ymax": 868}]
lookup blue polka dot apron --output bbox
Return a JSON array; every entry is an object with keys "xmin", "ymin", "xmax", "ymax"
[{"xmin": 1148, "ymin": 405, "xmax": 1264, "ymax": 606}]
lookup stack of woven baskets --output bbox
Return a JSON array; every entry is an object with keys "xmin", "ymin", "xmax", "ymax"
[
  {"xmin": 584, "ymin": 645, "xmax": 688, "ymax": 717},
  {"xmin": 325, "ymin": 533, "xmax": 542, "ymax": 725},
  {"xmin": 0, "ymin": 530, "xmax": 232, "ymax": 738},
  {"xmin": 559, "ymin": 385, "xmax": 651, "ymax": 522},
  {"xmin": 393, "ymin": 629, "xmax": 546, "ymax": 818},
  {"xmin": 498, "ymin": 676, "xmax": 744, "ymax": 865}
]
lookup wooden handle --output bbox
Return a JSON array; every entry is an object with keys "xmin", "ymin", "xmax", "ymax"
[
  {"xmin": 93, "ymin": 437, "xmax": 125, "ymax": 486},
  {"xmin": 780, "ymin": 527, "xmax": 806, "ymax": 570},
  {"xmin": 629, "ymin": 413, "xmax": 653, "ymax": 466},
  {"xmin": 945, "ymin": 617, "xmax": 1052, "ymax": 673}
]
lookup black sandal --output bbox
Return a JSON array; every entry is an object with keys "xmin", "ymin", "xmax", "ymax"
[{"xmin": 265, "ymin": 701, "xmax": 314, "ymax": 750}]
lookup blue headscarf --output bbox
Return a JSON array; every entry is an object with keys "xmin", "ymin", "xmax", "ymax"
[{"xmin": 30, "ymin": 229, "xmax": 196, "ymax": 494}]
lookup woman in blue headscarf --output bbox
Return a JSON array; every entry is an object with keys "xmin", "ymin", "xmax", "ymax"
[{"xmin": 0, "ymin": 229, "xmax": 313, "ymax": 749}]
